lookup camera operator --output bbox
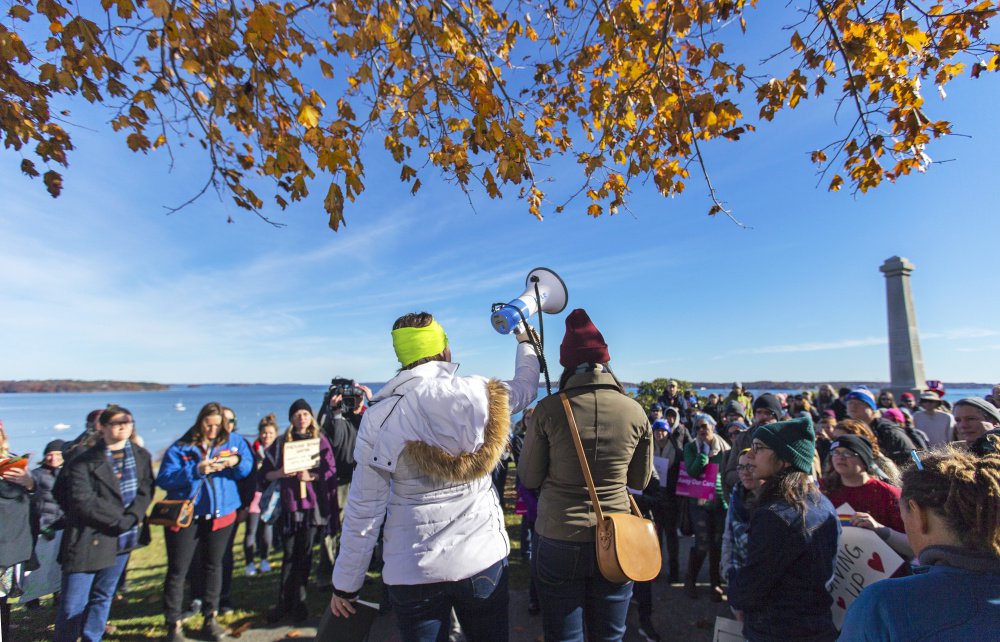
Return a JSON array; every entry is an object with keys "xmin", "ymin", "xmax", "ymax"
[{"xmin": 315, "ymin": 378, "xmax": 371, "ymax": 588}]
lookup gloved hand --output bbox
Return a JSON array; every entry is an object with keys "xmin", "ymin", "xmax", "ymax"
[{"xmin": 514, "ymin": 323, "xmax": 540, "ymax": 345}]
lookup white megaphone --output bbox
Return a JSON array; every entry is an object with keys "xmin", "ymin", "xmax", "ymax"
[{"xmin": 491, "ymin": 267, "xmax": 568, "ymax": 334}]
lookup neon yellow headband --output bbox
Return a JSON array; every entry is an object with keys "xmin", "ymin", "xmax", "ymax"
[{"xmin": 391, "ymin": 320, "xmax": 448, "ymax": 367}]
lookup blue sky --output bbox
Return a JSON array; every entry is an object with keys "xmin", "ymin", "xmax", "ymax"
[{"xmin": 2, "ymin": 7, "xmax": 998, "ymax": 386}]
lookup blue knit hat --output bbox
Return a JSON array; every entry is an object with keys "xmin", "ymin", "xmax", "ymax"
[{"xmin": 845, "ymin": 387, "xmax": 877, "ymax": 411}]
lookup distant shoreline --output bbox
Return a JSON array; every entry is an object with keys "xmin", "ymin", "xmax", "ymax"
[
  {"xmin": 1, "ymin": 379, "xmax": 991, "ymax": 394},
  {"xmin": 0, "ymin": 380, "xmax": 169, "ymax": 393}
]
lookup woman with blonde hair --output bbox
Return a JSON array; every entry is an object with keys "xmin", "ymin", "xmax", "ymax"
[
  {"xmin": 0, "ymin": 420, "xmax": 35, "ymax": 640},
  {"xmin": 839, "ymin": 448, "xmax": 1000, "ymax": 638},
  {"xmin": 261, "ymin": 399, "xmax": 337, "ymax": 624}
]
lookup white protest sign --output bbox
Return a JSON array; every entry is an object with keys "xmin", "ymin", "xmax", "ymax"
[
  {"xmin": 282, "ymin": 437, "xmax": 321, "ymax": 473},
  {"xmin": 653, "ymin": 456, "xmax": 670, "ymax": 487},
  {"xmin": 828, "ymin": 503, "xmax": 905, "ymax": 629},
  {"xmin": 713, "ymin": 616, "xmax": 744, "ymax": 642}
]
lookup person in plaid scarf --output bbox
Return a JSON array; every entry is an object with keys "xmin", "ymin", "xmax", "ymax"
[{"xmin": 53, "ymin": 405, "xmax": 154, "ymax": 642}]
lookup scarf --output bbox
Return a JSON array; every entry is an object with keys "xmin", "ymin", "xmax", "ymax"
[{"xmin": 107, "ymin": 440, "xmax": 139, "ymax": 551}]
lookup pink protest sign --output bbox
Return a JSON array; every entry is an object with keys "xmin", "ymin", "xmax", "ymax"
[{"xmin": 676, "ymin": 463, "xmax": 718, "ymax": 500}]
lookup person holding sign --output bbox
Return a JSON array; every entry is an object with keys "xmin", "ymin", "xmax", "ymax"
[
  {"xmin": 330, "ymin": 311, "xmax": 539, "ymax": 641},
  {"xmin": 839, "ymin": 448, "xmax": 1000, "ymax": 640},
  {"xmin": 157, "ymin": 402, "xmax": 253, "ymax": 642},
  {"xmin": 728, "ymin": 416, "xmax": 840, "ymax": 642},
  {"xmin": 821, "ymin": 435, "xmax": 912, "ymax": 560},
  {"xmin": 682, "ymin": 413, "xmax": 731, "ymax": 602},
  {"xmin": 261, "ymin": 399, "xmax": 338, "ymax": 625}
]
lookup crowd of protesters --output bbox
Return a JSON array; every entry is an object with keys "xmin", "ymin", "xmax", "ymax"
[{"xmin": 2, "ymin": 352, "xmax": 999, "ymax": 641}]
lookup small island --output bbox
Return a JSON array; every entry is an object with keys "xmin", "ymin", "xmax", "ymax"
[{"xmin": 0, "ymin": 380, "xmax": 169, "ymax": 393}]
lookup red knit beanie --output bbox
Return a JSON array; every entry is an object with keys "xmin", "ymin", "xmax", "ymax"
[{"xmin": 560, "ymin": 309, "xmax": 610, "ymax": 368}]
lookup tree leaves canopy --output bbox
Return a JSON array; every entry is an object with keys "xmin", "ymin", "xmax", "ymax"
[{"xmin": 2, "ymin": 0, "xmax": 997, "ymax": 229}]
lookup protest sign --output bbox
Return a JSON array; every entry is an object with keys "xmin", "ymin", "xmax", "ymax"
[
  {"xmin": 19, "ymin": 531, "xmax": 63, "ymax": 602},
  {"xmin": 713, "ymin": 616, "xmax": 744, "ymax": 642},
  {"xmin": 282, "ymin": 438, "xmax": 321, "ymax": 474},
  {"xmin": 653, "ymin": 456, "xmax": 670, "ymax": 487},
  {"xmin": 828, "ymin": 503, "xmax": 905, "ymax": 629},
  {"xmin": 676, "ymin": 463, "xmax": 718, "ymax": 500}
]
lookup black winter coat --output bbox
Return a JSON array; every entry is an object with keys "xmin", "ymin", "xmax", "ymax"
[
  {"xmin": 30, "ymin": 465, "xmax": 64, "ymax": 531},
  {"xmin": 58, "ymin": 442, "xmax": 154, "ymax": 573},
  {"xmin": 0, "ymin": 479, "xmax": 33, "ymax": 568}
]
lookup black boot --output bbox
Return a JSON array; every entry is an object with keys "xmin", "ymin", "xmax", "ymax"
[
  {"xmin": 201, "ymin": 614, "xmax": 224, "ymax": 642},
  {"xmin": 709, "ymin": 545, "xmax": 724, "ymax": 602},
  {"xmin": 685, "ymin": 548, "xmax": 706, "ymax": 599}
]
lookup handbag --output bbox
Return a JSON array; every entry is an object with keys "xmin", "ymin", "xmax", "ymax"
[
  {"xmin": 148, "ymin": 479, "xmax": 205, "ymax": 528},
  {"xmin": 560, "ymin": 393, "xmax": 661, "ymax": 584},
  {"xmin": 259, "ymin": 479, "xmax": 282, "ymax": 525}
]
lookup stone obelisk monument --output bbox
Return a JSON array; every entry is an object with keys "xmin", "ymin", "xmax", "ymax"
[{"xmin": 880, "ymin": 256, "xmax": 925, "ymax": 394}]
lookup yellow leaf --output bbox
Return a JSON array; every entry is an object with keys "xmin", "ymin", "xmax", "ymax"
[
  {"xmin": 298, "ymin": 104, "xmax": 320, "ymax": 128},
  {"xmin": 182, "ymin": 59, "xmax": 202, "ymax": 75}
]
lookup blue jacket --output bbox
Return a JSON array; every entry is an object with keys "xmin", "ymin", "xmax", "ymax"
[
  {"xmin": 728, "ymin": 490, "xmax": 840, "ymax": 642},
  {"xmin": 156, "ymin": 434, "xmax": 253, "ymax": 519},
  {"xmin": 838, "ymin": 546, "xmax": 1000, "ymax": 641}
]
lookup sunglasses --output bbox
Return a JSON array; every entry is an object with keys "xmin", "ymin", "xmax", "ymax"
[{"xmin": 107, "ymin": 419, "xmax": 134, "ymax": 427}]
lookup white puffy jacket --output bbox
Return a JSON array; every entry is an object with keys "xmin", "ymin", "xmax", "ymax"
[{"xmin": 331, "ymin": 343, "xmax": 539, "ymax": 591}]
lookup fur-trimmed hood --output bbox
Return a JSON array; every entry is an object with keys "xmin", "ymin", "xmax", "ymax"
[{"xmin": 404, "ymin": 379, "xmax": 509, "ymax": 483}]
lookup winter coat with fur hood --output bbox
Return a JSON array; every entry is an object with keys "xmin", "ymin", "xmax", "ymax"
[{"xmin": 331, "ymin": 343, "xmax": 539, "ymax": 594}]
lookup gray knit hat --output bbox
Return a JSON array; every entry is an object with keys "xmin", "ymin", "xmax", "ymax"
[{"xmin": 954, "ymin": 397, "xmax": 1000, "ymax": 426}]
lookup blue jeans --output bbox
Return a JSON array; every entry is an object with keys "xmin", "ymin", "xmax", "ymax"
[
  {"xmin": 532, "ymin": 536, "xmax": 633, "ymax": 642},
  {"xmin": 387, "ymin": 558, "xmax": 509, "ymax": 642},
  {"xmin": 54, "ymin": 553, "xmax": 130, "ymax": 642}
]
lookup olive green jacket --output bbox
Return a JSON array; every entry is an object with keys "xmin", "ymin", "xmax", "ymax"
[{"xmin": 518, "ymin": 369, "xmax": 652, "ymax": 542}]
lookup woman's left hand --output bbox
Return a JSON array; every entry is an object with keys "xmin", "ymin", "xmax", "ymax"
[
  {"xmin": 851, "ymin": 512, "xmax": 883, "ymax": 530},
  {"xmin": 329, "ymin": 594, "xmax": 357, "ymax": 618}
]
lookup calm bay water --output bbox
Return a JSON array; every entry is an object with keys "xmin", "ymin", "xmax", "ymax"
[{"xmin": 1, "ymin": 384, "xmax": 990, "ymax": 463}]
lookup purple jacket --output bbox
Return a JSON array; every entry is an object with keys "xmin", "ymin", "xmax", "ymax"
[{"xmin": 260, "ymin": 432, "xmax": 338, "ymax": 525}]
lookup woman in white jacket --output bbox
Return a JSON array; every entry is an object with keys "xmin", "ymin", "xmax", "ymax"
[{"xmin": 329, "ymin": 312, "xmax": 539, "ymax": 641}]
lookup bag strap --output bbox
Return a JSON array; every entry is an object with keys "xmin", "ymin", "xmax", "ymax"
[{"xmin": 559, "ymin": 393, "xmax": 643, "ymax": 521}]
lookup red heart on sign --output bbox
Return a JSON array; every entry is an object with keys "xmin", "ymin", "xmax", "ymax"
[
  {"xmin": 867, "ymin": 552, "xmax": 885, "ymax": 573},
  {"xmin": 837, "ymin": 596, "xmax": 847, "ymax": 609}
]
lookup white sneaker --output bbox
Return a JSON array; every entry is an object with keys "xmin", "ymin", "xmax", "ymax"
[
  {"xmin": 259, "ymin": 559, "xmax": 271, "ymax": 573},
  {"xmin": 245, "ymin": 562, "xmax": 257, "ymax": 577}
]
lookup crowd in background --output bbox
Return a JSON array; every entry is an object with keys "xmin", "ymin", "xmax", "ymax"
[{"xmin": 1, "ymin": 369, "xmax": 999, "ymax": 642}]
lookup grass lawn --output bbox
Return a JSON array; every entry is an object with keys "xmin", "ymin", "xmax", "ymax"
[{"xmin": 12, "ymin": 469, "xmax": 530, "ymax": 641}]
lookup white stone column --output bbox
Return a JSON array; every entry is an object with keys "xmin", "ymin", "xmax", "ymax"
[{"xmin": 879, "ymin": 256, "xmax": 926, "ymax": 395}]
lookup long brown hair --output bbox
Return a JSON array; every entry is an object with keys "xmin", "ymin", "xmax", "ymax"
[
  {"xmin": 189, "ymin": 402, "xmax": 227, "ymax": 447},
  {"xmin": 754, "ymin": 469, "xmax": 820, "ymax": 516},
  {"xmin": 902, "ymin": 448, "xmax": 1000, "ymax": 558}
]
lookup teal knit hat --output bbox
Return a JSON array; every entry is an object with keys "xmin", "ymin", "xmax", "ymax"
[{"xmin": 753, "ymin": 416, "xmax": 816, "ymax": 474}]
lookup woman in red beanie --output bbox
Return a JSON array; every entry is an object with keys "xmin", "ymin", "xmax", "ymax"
[{"xmin": 518, "ymin": 309, "xmax": 653, "ymax": 641}]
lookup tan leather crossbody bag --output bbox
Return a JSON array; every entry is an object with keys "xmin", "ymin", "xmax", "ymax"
[{"xmin": 559, "ymin": 393, "xmax": 661, "ymax": 583}]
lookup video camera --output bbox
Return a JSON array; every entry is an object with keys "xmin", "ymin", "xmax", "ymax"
[{"xmin": 327, "ymin": 377, "xmax": 365, "ymax": 411}]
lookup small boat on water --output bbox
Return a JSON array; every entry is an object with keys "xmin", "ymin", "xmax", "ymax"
[
  {"xmin": 175, "ymin": 402, "xmax": 186, "ymax": 412},
  {"xmin": 53, "ymin": 423, "xmax": 71, "ymax": 431}
]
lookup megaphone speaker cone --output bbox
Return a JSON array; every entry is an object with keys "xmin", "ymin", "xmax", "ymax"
[{"xmin": 490, "ymin": 267, "xmax": 569, "ymax": 334}]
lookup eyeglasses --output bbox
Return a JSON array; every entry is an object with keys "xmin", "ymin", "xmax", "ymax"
[
  {"xmin": 750, "ymin": 442, "xmax": 772, "ymax": 454},
  {"xmin": 735, "ymin": 464, "xmax": 754, "ymax": 473},
  {"xmin": 830, "ymin": 449, "xmax": 860, "ymax": 459}
]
